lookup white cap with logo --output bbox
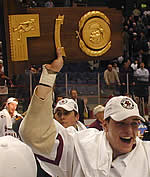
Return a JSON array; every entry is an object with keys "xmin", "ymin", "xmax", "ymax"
[
  {"xmin": 6, "ymin": 97, "xmax": 18, "ymax": 105},
  {"xmin": 54, "ymin": 98, "xmax": 78, "ymax": 113},
  {"xmin": 0, "ymin": 136, "xmax": 37, "ymax": 177},
  {"xmin": 104, "ymin": 96, "xmax": 145, "ymax": 122}
]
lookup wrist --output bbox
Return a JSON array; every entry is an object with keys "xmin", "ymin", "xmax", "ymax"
[
  {"xmin": 39, "ymin": 65, "xmax": 57, "ymax": 87},
  {"xmin": 45, "ymin": 65, "xmax": 58, "ymax": 74}
]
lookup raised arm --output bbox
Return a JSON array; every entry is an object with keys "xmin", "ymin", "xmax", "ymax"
[
  {"xmin": 19, "ymin": 48, "xmax": 64, "ymax": 156},
  {"xmin": 36, "ymin": 48, "xmax": 63, "ymax": 99}
]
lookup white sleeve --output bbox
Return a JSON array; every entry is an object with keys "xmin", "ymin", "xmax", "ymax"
[{"xmin": 19, "ymin": 87, "xmax": 57, "ymax": 156}]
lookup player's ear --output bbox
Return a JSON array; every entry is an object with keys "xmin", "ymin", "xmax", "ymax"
[
  {"xmin": 102, "ymin": 120, "xmax": 109, "ymax": 132},
  {"xmin": 75, "ymin": 113, "xmax": 79, "ymax": 121}
]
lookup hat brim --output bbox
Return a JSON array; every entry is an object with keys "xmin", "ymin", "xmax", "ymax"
[
  {"xmin": 54, "ymin": 105, "xmax": 73, "ymax": 113},
  {"xmin": 111, "ymin": 114, "xmax": 145, "ymax": 122}
]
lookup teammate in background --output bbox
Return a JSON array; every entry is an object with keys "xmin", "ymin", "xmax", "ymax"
[
  {"xmin": 0, "ymin": 97, "xmax": 23, "ymax": 137},
  {"xmin": 88, "ymin": 104, "xmax": 104, "ymax": 131},
  {"xmin": 54, "ymin": 98, "xmax": 86, "ymax": 131},
  {"xmin": 20, "ymin": 48, "xmax": 150, "ymax": 177}
]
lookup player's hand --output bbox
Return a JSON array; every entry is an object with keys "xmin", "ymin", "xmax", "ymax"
[{"xmin": 45, "ymin": 48, "xmax": 64, "ymax": 73}]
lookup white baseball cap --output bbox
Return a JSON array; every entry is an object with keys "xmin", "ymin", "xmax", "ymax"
[
  {"xmin": 104, "ymin": 96, "xmax": 145, "ymax": 122},
  {"xmin": 54, "ymin": 98, "xmax": 78, "ymax": 113},
  {"xmin": 93, "ymin": 105, "xmax": 104, "ymax": 116},
  {"xmin": 0, "ymin": 136, "xmax": 37, "ymax": 177},
  {"xmin": 6, "ymin": 97, "xmax": 18, "ymax": 105}
]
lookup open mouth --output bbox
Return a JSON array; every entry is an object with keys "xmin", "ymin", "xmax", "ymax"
[{"xmin": 120, "ymin": 137, "xmax": 132, "ymax": 143}]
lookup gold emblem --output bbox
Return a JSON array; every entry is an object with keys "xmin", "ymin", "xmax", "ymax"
[
  {"xmin": 76, "ymin": 11, "xmax": 111, "ymax": 57},
  {"xmin": 9, "ymin": 14, "xmax": 40, "ymax": 61},
  {"xmin": 13, "ymin": 18, "xmax": 36, "ymax": 41},
  {"xmin": 55, "ymin": 15, "xmax": 66, "ymax": 57}
]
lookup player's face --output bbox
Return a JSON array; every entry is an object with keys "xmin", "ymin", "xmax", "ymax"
[
  {"xmin": 103, "ymin": 116, "xmax": 140, "ymax": 159},
  {"xmin": 55, "ymin": 108, "xmax": 79, "ymax": 128},
  {"xmin": 7, "ymin": 102, "xmax": 17, "ymax": 115}
]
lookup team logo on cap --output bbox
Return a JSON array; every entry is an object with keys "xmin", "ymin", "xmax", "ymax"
[
  {"xmin": 59, "ymin": 99, "xmax": 68, "ymax": 105},
  {"xmin": 0, "ymin": 115, "xmax": 4, "ymax": 119},
  {"xmin": 120, "ymin": 98, "xmax": 134, "ymax": 109}
]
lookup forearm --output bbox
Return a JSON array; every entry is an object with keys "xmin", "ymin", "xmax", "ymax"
[
  {"xmin": 36, "ymin": 84, "xmax": 51, "ymax": 99},
  {"xmin": 19, "ymin": 86, "xmax": 56, "ymax": 156}
]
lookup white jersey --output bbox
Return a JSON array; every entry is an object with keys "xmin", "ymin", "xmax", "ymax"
[
  {"xmin": 66, "ymin": 121, "xmax": 86, "ymax": 134},
  {"xmin": 0, "ymin": 109, "xmax": 22, "ymax": 137}
]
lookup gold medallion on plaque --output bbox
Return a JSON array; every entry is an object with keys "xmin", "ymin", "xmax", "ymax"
[{"xmin": 76, "ymin": 11, "xmax": 111, "ymax": 57}]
